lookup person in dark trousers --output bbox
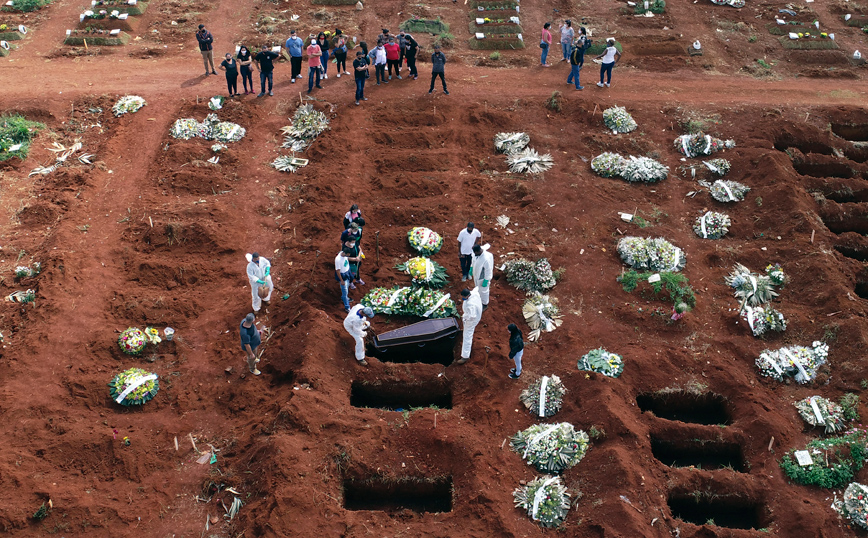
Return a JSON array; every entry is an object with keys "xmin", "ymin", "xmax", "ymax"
[
  {"xmin": 333, "ymin": 29, "xmax": 349, "ymax": 77},
  {"xmin": 343, "ymin": 238, "xmax": 364, "ymax": 288},
  {"xmin": 237, "ymin": 45, "xmax": 253, "ymax": 94},
  {"xmin": 507, "ymin": 324, "xmax": 524, "ymax": 379},
  {"xmin": 240, "ymin": 313, "xmax": 262, "ymax": 376},
  {"xmin": 429, "ymin": 44, "xmax": 448, "ymax": 94},
  {"xmin": 341, "ymin": 221, "xmax": 363, "ymax": 246},
  {"xmin": 196, "ymin": 24, "xmax": 216, "ymax": 76},
  {"xmin": 384, "ymin": 36, "xmax": 401, "ymax": 79},
  {"xmin": 397, "ymin": 30, "xmax": 407, "ymax": 70},
  {"xmin": 286, "ymin": 30, "xmax": 304, "ymax": 83},
  {"xmin": 343, "ymin": 204, "xmax": 364, "ymax": 245},
  {"xmin": 457, "ymin": 222, "xmax": 481, "ymax": 281},
  {"xmin": 595, "ymin": 37, "xmax": 622, "ymax": 88},
  {"xmin": 254, "ymin": 44, "xmax": 279, "ymax": 97},
  {"xmin": 567, "ymin": 31, "xmax": 585, "ymax": 91},
  {"xmin": 316, "ymin": 32, "xmax": 331, "ymax": 79},
  {"xmin": 372, "ymin": 41, "xmax": 387, "ymax": 85},
  {"xmin": 220, "ymin": 53, "xmax": 239, "ymax": 96},
  {"xmin": 404, "ymin": 34, "xmax": 419, "ymax": 79},
  {"xmin": 353, "ymin": 50, "xmax": 369, "ymax": 105}
]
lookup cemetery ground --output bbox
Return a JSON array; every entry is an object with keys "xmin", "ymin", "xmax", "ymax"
[{"xmin": 2, "ymin": 0, "xmax": 868, "ymax": 535}]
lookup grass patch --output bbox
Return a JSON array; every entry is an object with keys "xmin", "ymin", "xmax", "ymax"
[
  {"xmin": 840, "ymin": 393, "xmax": 860, "ymax": 421},
  {"xmin": 433, "ymin": 32, "xmax": 454, "ymax": 49},
  {"xmin": 469, "ymin": 21, "xmax": 523, "ymax": 35},
  {"xmin": 586, "ymin": 40, "xmax": 622, "ymax": 56},
  {"xmin": 0, "ymin": 114, "xmax": 44, "ymax": 162},
  {"xmin": 467, "ymin": 37, "xmax": 523, "ymax": 50},
  {"xmin": 63, "ymin": 31, "xmax": 130, "ymax": 45},
  {"xmin": 489, "ymin": 51, "xmax": 500, "ymax": 60},
  {"xmin": 310, "ymin": 0, "xmax": 357, "ymax": 5},
  {"xmin": 618, "ymin": 270, "xmax": 696, "ymax": 311},
  {"xmin": 545, "ymin": 91, "xmax": 562, "ymax": 112},
  {"xmin": 1, "ymin": 0, "xmax": 52, "ymax": 12},
  {"xmin": 400, "ymin": 17, "xmax": 450, "ymax": 34},
  {"xmin": 778, "ymin": 36, "xmax": 839, "ymax": 49},
  {"xmin": 91, "ymin": 0, "xmax": 148, "ymax": 15},
  {"xmin": 470, "ymin": 0, "xmax": 518, "ymax": 9},
  {"xmin": 634, "ymin": 0, "xmax": 666, "ymax": 14},
  {"xmin": 780, "ymin": 430, "xmax": 867, "ymax": 488},
  {"xmin": 767, "ymin": 23, "xmax": 814, "ymax": 35},
  {"xmin": 0, "ymin": 29, "xmax": 26, "ymax": 40}
]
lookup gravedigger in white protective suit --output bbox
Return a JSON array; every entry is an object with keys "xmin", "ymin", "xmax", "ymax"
[
  {"xmin": 470, "ymin": 243, "xmax": 494, "ymax": 310},
  {"xmin": 455, "ymin": 287, "xmax": 483, "ymax": 365},
  {"xmin": 246, "ymin": 252, "xmax": 273, "ymax": 312},
  {"xmin": 344, "ymin": 305, "xmax": 375, "ymax": 366}
]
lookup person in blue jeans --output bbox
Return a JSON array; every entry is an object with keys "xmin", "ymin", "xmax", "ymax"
[
  {"xmin": 567, "ymin": 30, "xmax": 585, "ymax": 90},
  {"xmin": 540, "ymin": 22, "xmax": 552, "ymax": 67},
  {"xmin": 316, "ymin": 32, "xmax": 331, "ymax": 79},
  {"xmin": 335, "ymin": 249, "xmax": 352, "ymax": 312},
  {"xmin": 254, "ymin": 44, "xmax": 279, "ymax": 96},
  {"xmin": 353, "ymin": 51, "xmax": 368, "ymax": 105},
  {"xmin": 559, "ymin": 20, "xmax": 574, "ymax": 62},
  {"xmin": 595, "ymin": 38, "xmax": 622, "ymax": 88}
]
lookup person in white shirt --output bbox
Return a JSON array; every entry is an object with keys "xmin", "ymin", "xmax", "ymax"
[
  {"xmin": 470, "ymin": 243, "xmax": 494, "ymax": 310},
  {"xmin": 455, "ymin": 287, "xmax": 482, "ymax": 364},
  {"xmin": 595, "ymin": 38, "xmax": 622, "ymax": 88},
  {"xmin": 335, "ymin": 249, "xmax": 352, "ymax": 312},
  {"xmin": 373, "ymin": 43, "xmax": 388, "ymax": 85},
  {"xmin": 246, "ymin": 252, "xmax": 273, "ymax": 312},
  {"xmin": 343, "ymin": 305, "xmax": 374, "ymax": 366},
  {"xmin": 456, "ymin": 222, "xmax": 481, "ymax": 282}
]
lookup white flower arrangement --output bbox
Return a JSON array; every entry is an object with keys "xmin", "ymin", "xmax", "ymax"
[
  {"xmin": 591, "ymin": 152, "xmax": 626, "ymax": 178},
  {"xmin": 701, "ymin": 179, "xmax": 750, "ymax": 202},
  {"xmin": 169, "ymin": 114, "xmax": 245, "ymax": 143},
  {"xmin": 504, "ymin": 258, "xmax": 557, "ymax": 293},
  {"xmin": 272, "ymin": 155, "xmax": 308, "ymax": 173},
  {"xmin": 755, "ymin": 341, "xmax": 828, "ymax": 384},
  {"xmin": 280, "ymin": 104, "xmax": 329, "ymax": 151},
  {"xmin": 674, "ymin": 131, "xmax": 735, "ymax": 157},
  {"xmin": 112, "ymin": 95, "xmax": 146, "ymax": 117},
  {"xmin": 619, "ymin": 155, "xmax": 669, "ymax": 183},
  {"xmin": 494, "ymin": 132, "xmax": 530, "ymax": 154},
  {"xmin": 602, "ymin": 106, "xmax": 637, "ymax": 134},
  {"xmin": 510, "ymin": 422, "xmax": 589, "ymax": 473},
  {"xmin": 693, "ymin": 211, "xmax": 731, "ymax": 239},
  {"xmin": 578, "ymin": 348, "xmax": 624, "ymax": 378},
  {"xmin": 513, "ymin": 476, "xmax": 571, "ymax": 528},
  {"xmin": 208, "ymin": 95, "xmax": 225, "ymax": 111},
  {"xmin": 506, "ymin": 147, "xmax": 554, "ymax": 174},
  {"xmin": 724, "ymin": 263, "xmax": 779, "ymax": 306},
  {"xmin": 522, "ymin": 293, "xmax": 562, "ymax": 341},
  {"xmin": 617, "ymin": 236, "xmax": 686, "ymax": 272},
  {"xmin": 741, "ymin": 304, "xmax": 786, "ymax": 337},
  {"xmin": 766, "ymin": 263, "xmax": 787, "ymax": 287},
  {"xmin": 794, "ymin": 396, "xmax": 846, "ymax": 434},
  {"xmin": 834, "ymin": 482, "xmax": 868, "ymax": 531},
  {"xmin": 703, "ymin": 158, "xmax": 731, "ymax": 176},
  {"xmin": 520, "ymin": 375, "xmax": 566, "ymax": 417}
]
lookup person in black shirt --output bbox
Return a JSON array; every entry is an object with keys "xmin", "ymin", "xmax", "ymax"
[
  {"xmin": 507, "ymin": 323, "xmax": 524, "ymax": 379},
  {"xmin": 316, "ymin": 32, "xmax": 331, "ymax": 79},
  {"xmin": 254, "ymin": 44, "xmax": 279, "ymax": 97},
  {"xmin": 404, "ymin": 34, "xmax": 419, "ymax": 80},
  {"xmin": 237, "ymin": 45, "xmax": 253, "ymax": 94},
  {"xmin": 353, "ymin": 50, "xmax": 369, "ymax": 105},
  {"xmin": 220, "ymin": 53, "xmax": 239, "ymax": 96}
]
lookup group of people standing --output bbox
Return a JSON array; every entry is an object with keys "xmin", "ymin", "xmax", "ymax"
[{"xmin": 540, "ymin": 19, "xmax": 623, "ymax": 89}]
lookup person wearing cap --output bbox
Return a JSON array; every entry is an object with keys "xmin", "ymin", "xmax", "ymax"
[
  {"xmin": 429, "ymin": 44, "xmax": 448, "ymax": 95},
  {"xmin": 470, "ymin": 243, "xmax": 494, "ymax": 310},
  {"xmin": 196, "ymin": 24, "xmax": 216, "ymax": 76},
  {"xmin": 239, "ymin": 312, "xmax": 262, "ymax": 376},
  {"xmin": 286, "ymin": 29, "xmax": 305, "ymax": 83},
  {"xmin": 306, "ymin": 36, "xmax": 323, "ymax": 93},
  {"xmin": 559, "ymin": 19, "xmax": 574, "ymax": 62},
  {"xmin": 341, "ymin": 221, "xmax": 363, "ymax": 246},
  {"xmin": 344, "ymin": 304, "xmax": 375, "ymax": 366},
  {"xmin": 352, "ymin": 50, "xmax": 369, "ymax": 105},
  {"xmin": 455, "ymin": 287, "xmax": 483, "ymax": 364},
  {"xmin": 246, "ymin": 252, "xmax": 273, "ymax": 312},
  {"xmin": 595, "ymin": 38, "xmax": 622, "ymax": 88},
  {"xmin": 404, "ymin": 34, "xmax": 419, "ymax": 80},
  {"xmin": 384, "ymin": 36, "xmax": 401, "ymax": 80},
  {"xmin": 457, "ymin": 222, "xmax": 481, "ymax": 282},
  {"xmin": 335, "ymin": 248, "xmax": 352, "ymax": 312}
]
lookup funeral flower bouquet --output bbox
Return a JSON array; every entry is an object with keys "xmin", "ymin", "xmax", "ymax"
[
  {"xmin": 703, "ymin": 158, "xmax": 731, "ymax": 176},
  {"xmin": 169, "ymin": 114, "xmax": 245, "ymax": 143},
  {"xmin": 755, "ymin": 341, "xmax": 829, "ymax": 384},
  {"xmin": 741, "ymin": 304, "xmax": 786, "ymax": 337},
  {"xmin": 118, "ymin": 327, "xmax": 146, "ymax": 355},
  {"xmin": 504, "ymin": 258, "xmax": 557, "ymax": 293},
  {"xmin": 108, "ymin": 367, "xmax": 159, "ymax": 406},
  {"xmin": 834, "ymin": 482, "xmax": 868, "ymax": 530},
  {"xmin": 506, "ymin": 147, "xmax": 554, "ymax": 174},
  {"xmin": 617, "ymin": 236, "xmax": 686, "ymax": 272},
  {"xmin": 520, "ymin": 375, "xmax": 566, "ymax": 417},
  {"xmin": 674, "ymin": 131, "xmax": 735, "ymax": 158},
  {"xmin": 14, "ymin": 262, "xmax": 40, "ymax": 279},
  {"xmin": 282, "ymin": 104, "xmax": 329, "ymax": 140},
  {"xmin": 169, "ymin": 118, "xmax": 199, "ymax": 140},
  {"xmin": 591, "ymin": 152, "xmax": 626, "ymax": 178},
  {"xmin": 395, "ymin": 256, "xmax": 449, "ymax": 288},
  {"xmin": 407, "ymin": 227, "xmax": 444, "ymax": 256},
  {"xmin": 510, "ymin": 422, "xmax": 590, "ymax": 474},
  {"xmin": 494, "ymin": 132, "xmax": 530, "ymax": 154},
  {"xmin": 112, "ymin": 95, "xmax": 146, "ymax": 117},
  {"xmin": 602, "ymin": 106, "xmax": 637, "ymax": 134},
  {"xmin": 578, "ymin": 348, "xmax": 624, "ymax": 378},
  {"xmin": 271, "ymin": 155, "xmax": 308, "ymax": 173},
  {"xmin": 208, "ymin": 95, "xmax": 225, "ymax": 111},
  {"xmin": 513, "ymin": 476, "xmax": 572, "ymax": 528},
  {"xmin": 361, "ymin": 287, "xmax": 456, "ymax": 318},
  {"xmin": 693, "ymin": 211, "xmax": 731, "ymax": 239},
  {"xmin": 619, "ymin": 156, "xmax": 669, "ymax": 183},
  {"xmin": 725, "ymin": 263, "xmax": 779, "ymax": 306},
  {"xmin": 794, "ymin": 396, "xmax": 846, "ymax": 434},
  {"xmin": 766, "ymin": 263, "xmax": 787, "ymax": 287},
  {"xmin": 360, "ymin": 287, "xmax": 412, "ymax": 315},
  {"xmin": 779, "ymin": 428, "xmax": 868, "ymax": 488},
  {"xmin": 703, "ymin": 179, "xmax": 750, "ymax": 202},
  {"xmin": 522, "ymin": 293, "xmax": 562, "ymax": 341}
]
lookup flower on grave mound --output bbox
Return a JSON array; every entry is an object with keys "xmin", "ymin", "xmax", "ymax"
[
  {"xmin": 360, "ymin": 287, "xmax": 455, "ymax": 318},
  {"xmin": 617, "ymin": 236, "xmax": 686, "ymax": 272},
  {"xmin": 578, "ymin": 348, "xmax": 624, "ymax": 378},
  {"xmin": 674, "ymin": 131, "xmax": 735, "ymax": 158},
  {"xmin": 602, "ymin": 106, "xmax": 637, "ymax": 134},
  {"xmin": 619, "ymin": 156, "xmax": 668, "ymax": 183},
  {"xmin": 272, "ymin": 155, "xmax": 308, "ymax": 173},
  {"xmin": 112, "ymin": 95, "xmax": 146, "ymax": 117},
  {"xmin": 834, "ymin": 482, "xmax": 868, "ymax": 530},
  {"xmin": 741, "ymin": 304, "xmax": 786, "ymax": 337},
  {"xmin": 522, "ymin": 293, "xmax": 562, "ymax": 340},
  {"xmin": 145, "ymin": 326, "xmax": 161, "ymax": 345},
  {"xmin": 504, "ymin": 258, "xmax": 557, "ymax": 294},
  {"xmin": 591, "ymin": 152, "xmax": 626, "ymax": 178},
  {"xmin": 395, "ymin": 256, "xmax": 449, "ymax": 288},
  {"xmin": 407, "ymin": 227, "xmax": 444, "ymax": 256},
  {"xmin": 703, "ymin": 158, "xmax": 731, "ymax": 176},
  {"xmin": 510, "ymin": 422, "xmax": 589, "ymax": 474},
  {"xmin": 506, "ymin": 147, "xmax": 554, "ymax": 174},
  {"xmin": 494, "ymin": 132, "xmax": 530, "ymax": 154},
  {"xmin": 693, "ymin": 211, "xmax": 730, "ymax": 239},
  {"xmin": 281, "ymin": 104, "xmax": 329, "ymax": 150},
  {"xmin": 169, "ymin": 118, "xmax": 199, "ymax": 140},
  {"xmin": 702, "ymin": 179, "xmax": 750, "ymax": 202},
  {"xmin": 14, "ymin": 262, "xmax": 40, "ymax": 278},
  {"xmin": 794, "ymin": 396, "xmax": 846, "ymax": 434},
  {"xmin": 520, "ymin": 375, "xmax": 566, "ymax": 417},
  {"xmin": 755, "ymin": 341, "xmax": 828, "ymax": 384},
  {"xmin": 724, "ymin": 263, "xmax": 779, "ymax": 306},
  {"xmin": 109, "ymin": 367, "xmax": 159, "ymax": 406},
  {"xmin": 118, "ymin": 327, "xmax": 146, "ymax": 355},
  {"xmin": 513, "ymin": 475, "xmax": 572, "ymax": 528},
  {"xmin": 169, "ymin": 114, "xmax": 245, "ymax": 143},
  {"xmin": 766, "ymin": 263, "xmax": 787, "ymax": 287},
  {"xmin": 208, "ymin": 95, "xmax": 225, "ymax": 111},
  {"xmin": 779, "ymin": 428, "xmax": 868, "ymax": 488}
]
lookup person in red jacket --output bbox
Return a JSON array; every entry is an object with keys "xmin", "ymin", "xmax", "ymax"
[{"xmin": 384, "ymin": 36, "xmax": 402, "ymax": 80}]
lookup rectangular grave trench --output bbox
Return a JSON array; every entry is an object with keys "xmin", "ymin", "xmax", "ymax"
[
  {"xmin": 651, "ymin": 437, "xmax": 745, "ymax": 472},
  {"xmin": 668, "ymin": 493, "xmax": 764, "ymax": 530},
  {"xmin": 637, "ymin": 391, "xmax": 731, "ymax": 425},
  {"xmin": 350, "ymin": 379, "xmax": 452, "ymax": 411},
  {"xmin": 343, "ymin": 476, "xmax": 452, "ymax": 513}
]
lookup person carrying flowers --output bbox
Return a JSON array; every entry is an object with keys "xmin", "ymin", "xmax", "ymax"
[
  {"xmin": 456, "ymin": 287, "xmax": 483, "ymax": 365},
  {"xmin": 246, "ymin": 252, "xmax": 273, "ymax": 312},
  {"xmin": 471, "ymin": 243, "xmax": 494, "ymax": 310}
]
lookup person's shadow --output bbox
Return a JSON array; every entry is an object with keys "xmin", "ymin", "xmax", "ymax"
[{"xmin": 181, "ymin": 74, "xmax": 213, "ymax": 88}]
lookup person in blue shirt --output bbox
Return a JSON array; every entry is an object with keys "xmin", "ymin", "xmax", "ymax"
[
  {"xmin": 285, "ymin": 29, "xmax": 304, "ymax": 83},
  {"xmin": 239, "ymin": 313, "xmax": 262, "ymax": 375}
]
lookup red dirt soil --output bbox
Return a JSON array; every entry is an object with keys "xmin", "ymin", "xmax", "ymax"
[{"xmin": 3, "ymin": 0, "xmax": 868, "ymax": 536}]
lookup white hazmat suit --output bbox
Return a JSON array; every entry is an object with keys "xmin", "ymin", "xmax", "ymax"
[
  {"xmin": 343, "ymin": 304, "xmax": 371, "ymax": 362},
  {"xmin": 246, "ymin": 254, "xmax": 273, "ymax": 312},
  {"xmin": 471, "ymin": 244, "xmax": 494, "ymax": 307},
  {"xmin": 460, "ymin": 288, "xmax": 483, "ymax": 360}
]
